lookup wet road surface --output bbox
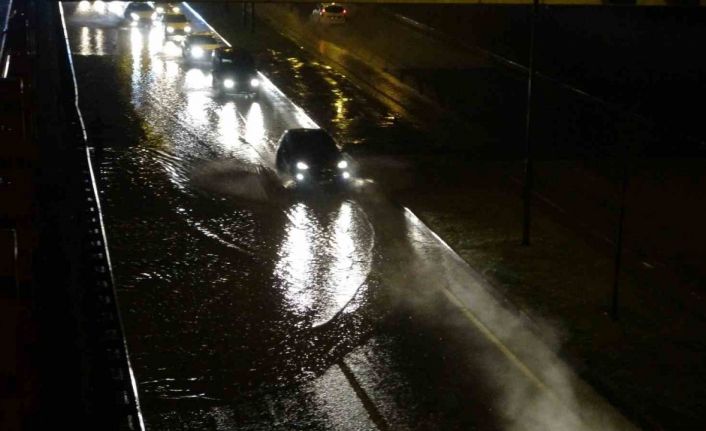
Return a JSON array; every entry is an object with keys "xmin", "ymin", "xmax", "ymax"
[{"xmin": 64, "ymin": 3, "xmax": 633, "ymax": 430}]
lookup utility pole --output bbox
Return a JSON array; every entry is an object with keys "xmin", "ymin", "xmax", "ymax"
[
  {"xmin": 251, "ymin": 2, "xmax": 255, "ymax": 33},
  {"xmin": 611, "ymin": 134, "xmax": 630, "ymax": 320},
  {"xmin": 522, "ymin": 0, "xmax": 539, "ymax": 246}
]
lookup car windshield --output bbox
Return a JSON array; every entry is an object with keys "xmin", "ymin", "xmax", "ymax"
[
  {"xmin": 218, "ymin": 51, "xmax": 255, "ymax": 71},
  {"xmin": 130, "ymin": 3, "xmax": 153, "ymax": 11},
  {"xmin": 324, "ymin": 5, "xmax": 345, "ymax": 13},
  {"xmin": 287, "ymin": 131, "xmax": 340, "ymax": 163},
  {"xmin": 163, "ymin": 14, "xmax": 188, "ymax": 23},
  {"xmin": 190, "ymin": 36, "xmax": 218, "ymax": 45}
]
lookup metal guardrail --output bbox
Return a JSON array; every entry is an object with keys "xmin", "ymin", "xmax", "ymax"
[
  {"xmin": 0, "ymin": 0, "xmax": 14, "ymax": 77},
  {"xmin": 53, "ymin": 2, "xmax": 146, "ymax": 429},
  {"xmin": 0, "ymin": 0, "xmax": 145, "ymax": 426},
  {"xmin": 386, "ymin": 7, "xmax": 704, "ymax": 157}
]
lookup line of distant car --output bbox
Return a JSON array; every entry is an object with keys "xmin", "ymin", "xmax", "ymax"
[
  {"xmin": 119, "ymin": 1, "xmax": 354, "ymax": 190},
  {"xmin": 311, "ymin": 3, "xmax": 348, "ymax": 25},
  {"xmin": 121, "ymin": 2, "xmax": 261, "ymax": 98}
]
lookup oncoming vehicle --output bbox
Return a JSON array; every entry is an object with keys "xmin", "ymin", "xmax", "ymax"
[
  {"xmin": 312, "ymin": 3, "xmax": 347, "ymax": 24},
  {"xmin": 162, "ymin": 13, "xmax": 192, "ymax": 39},
  {"xmin": 275, "ymin": 128, "xmax": 353, "ymax": 188},
  {"xmin": 211, "ymin": 47, "xmax": 261, "ymax": 97},
  {"xmin": 154, "ymin": 2, "xmax": 180, "ymax": 15},
  {"xmin": 181, "ymin": 33, "xmax": 222, "ymax": 66},
  {"xmin": 123, "ymin": 2, "xmax": 157, "ymax": 24}
]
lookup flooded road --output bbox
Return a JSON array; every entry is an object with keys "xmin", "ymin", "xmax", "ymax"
[{"xmin": 64, "ymin": 2, "xmax": 634, "ymax": 430}]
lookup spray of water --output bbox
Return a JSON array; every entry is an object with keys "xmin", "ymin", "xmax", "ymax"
[{"xmin": 359, "ymin": 190, "xmax": 639, "ymax": 431}]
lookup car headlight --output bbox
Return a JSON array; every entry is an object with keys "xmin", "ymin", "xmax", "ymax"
[
  {"xmin": 296, "ymin": 173, "xmax": 305, "ymax": 181},
  {"xmin": 78, "ymin": 1, "xmax": 90, "ymax": 12},
  {"xmin": 337, "ymin": 160, "xmax": 348, "ymax": 169},
  {"xmin": 156, "ymin": 6, "xmax": 164, "ymax": 13},
  {"xmin": 166, "ymin": 26, "xmax": 174, "ymax": 33},
  {"xmin": 172, "ymin": 6, "xmax": 180, "ymax": 13},
  {"xmin": 184, "ymin": 25, "xmax": 192, "ymax": 33},
  {"xmin": 191, "ymin": 47, "xmax": 204, "ymax": 58},
  {"xmin": 131, "ymin": 12, "xmax": 139, "ymax": 21},
  {"xmin": 223, "ymin": 79, "xmax": 235, "ymax": 89},
  {"xmin": 93, "ymin": 1, "xmax": 106, "ymax": 13},
  {"xmin": 342, "ymin": 171, "xmax": 351, "ymax": 180},
  {"xmin": 250, "ymin": 78, "xmax": 260, "ymax": 88},
  {"xmin": 296, "ymin": 162, "xmax": 309, "ymax": 171}
]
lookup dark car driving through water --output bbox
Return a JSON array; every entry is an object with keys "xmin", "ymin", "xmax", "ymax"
[
  {"xmin": 275, "ymin": 128, "xmax": 353, "ymax": 189},
  {"xmin": 211, "ymin": 47, "xmax": 260, "ymax": 98}
]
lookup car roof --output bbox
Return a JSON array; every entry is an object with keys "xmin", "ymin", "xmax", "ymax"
[
  {"xmin": 128, "ymin": 2, "xmax": 154, "ymax": 10},
  {"xmin": 187, "ymin": 33, "xmax": 218, "ymax": 42},
  {"xmin": 215, "ymin": 48, "xmax": 255, "ymax": 61},
  {"xmin": 163, "ymin": 13, "xmax": 188, "ymax": 20},
  {"xmin": 281, "ymin": 129, "xmax": 340, "ymax": 155}
]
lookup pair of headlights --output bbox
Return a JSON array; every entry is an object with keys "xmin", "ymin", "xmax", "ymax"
[
  {"xmin": 296, "ymin": 160, "xmax": 348, "ymax": 170},
  {"xmin": 166, "ymin": 25, "xmax": 192, "ymax": 34},
  {"xmin": 222, "ymin": 78, "xmax": 260, "ymax": 89},
  {"xmin": 156, "ymin": 6, "xmax": 179, "ymax": 13},
  {"xmin": 295, "ymin": 160, "xmax": 350, "ymax": 181}
]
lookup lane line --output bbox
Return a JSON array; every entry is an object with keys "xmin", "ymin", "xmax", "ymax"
[{"xmin": 338, "ymin": 359, "xmax": 390, "ymax": 431}]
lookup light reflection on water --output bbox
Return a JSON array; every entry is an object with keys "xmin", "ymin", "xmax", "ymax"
[
  {"xmin": 217, "ymin": 102, "xmax": 239, "ymax": 151},
  {"xmin": 276, "ymin": 201, "xmax": 373, "ymax": 325},
  {"xmin": 277, "ymin": 203, "xmax": 317, "ymax": 315}
]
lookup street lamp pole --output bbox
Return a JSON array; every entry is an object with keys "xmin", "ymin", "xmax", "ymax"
[
  {"xmin": 522, "ymin": 0, "xmax": 539, "ymax": 246},
  {"xmin": 611, "ymin": 138, "xmax": 630, "ymax": 320}
]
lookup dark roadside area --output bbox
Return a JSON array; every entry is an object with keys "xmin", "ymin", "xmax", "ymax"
[{"xmin": 193, "ymin": 3, "xmax": 704, "ymax": 429}]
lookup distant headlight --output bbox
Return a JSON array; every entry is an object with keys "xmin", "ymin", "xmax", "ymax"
[
  {"xmin": 172, "ymin": 6, "xmax": 180, "ymax": 13},
  {"xmin": 191, "ymin": 47, "xmax": 204, "ymax": 58},
  {"xmin": 78, "ymin": 1, "xmax": 90, "ymax": 12},
  {"xmin": 296, "ymin": 173, "xmax": 305, "ymax": 181},
  {"xmin": 250, "ymin": 78, "xmax": 260, "ymax": 88},
  {"xmin": 166, "ymin": 26, "xmax": 174, "ymax": 33},
  {"xmin": 184, "ymin": 25, "xmax": 192, "ymax": 33},
  {"xmin": 93, "ymin": 1, "xmax": 106, "ymax": 13},
  {"xmin": 342, "ymin": 171, "xmax": 351, "ymax": 180},
  {"xmin": 296, "ymin": 162, "xmax": 309, "ymax": 171},
  {"xmin": 337, "ymin": 160, "xmax": 348, "ymax": 169},
  {"xmin": 156, "ymin": 6, "xmax": 164, "ymax": 13},
  {"xmin": 223, "ymin": 79, "xmax": 235, "ymax": 89},
  {"xmin": 131, "ymin": 12, "xmax": 139, "ymax": 21}
]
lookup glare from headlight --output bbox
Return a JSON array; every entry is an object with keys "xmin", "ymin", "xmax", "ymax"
[
  {"xmin": 131, "ymin": 12, "xmax": 139, "ymax": 21},
  {"xmin": 342, "ymin": 171, "xmax": 351, "ymax": 180},
  {"xmin": 166, "ymin": 26, "xmax": 174, "ymax": 33},
  {"xmin": 184, "ymin": 25, "xmax": 192, "ymax": 33},
  {"xmin": 93, "ymin": 0, "xmax": 106, "ymax": 13},
  {"xmin": 296, "ymin": 173, "xmax": 305, "ymax": 181},
  {"xmin": 337, "ymin": 160, "xmax": 348, "ymax": 169},
  {"xmin": 296, "ymin": 162, "xmax": 309, "ymax": 171},
  {"xmin": 78, "ymin": 1, "xmax": 90, "ymax": 12},
  {"xmin": 191, "ymin": 47, "xmax": 204, "ymax": 58},
  {"xmin": 250, "ymin": 78, "xmax": 260, "ymax": 87},
  {"xmin": 172, "ymin": 6, "xmax": 180, "ymax": 13},
  {"xmin": 223, "ymin": 79, "xmax": 235, "ymax": 89},
  {"xmin": 151, "ymin": 12, "xmax": 157, "ymax": 20},
  {"xmin": 156, "ymin": 6, "xmax": 164, "ymax": 13}
]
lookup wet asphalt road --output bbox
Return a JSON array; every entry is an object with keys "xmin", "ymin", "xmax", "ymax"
[{"xmin": 64, "ymin": 3, "xmax": 621, "ymax": 430}]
